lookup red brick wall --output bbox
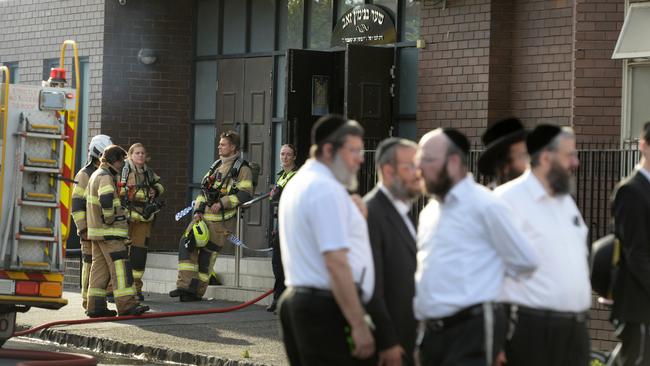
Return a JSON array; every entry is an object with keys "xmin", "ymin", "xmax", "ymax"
[
  {"xmin": 510, "ymin": 0, "xmax": 574, "ymax": 128},
  {"xmin": 573, "ymin": 0, "xmax": 624, "ymax": 145},
  {"xmin": 418, "ymin": 0, "xmax": 492, "ymax": 142},
  {"xmin": 101, "ymin": 0, "xmax": 193, "ymax": 250}
]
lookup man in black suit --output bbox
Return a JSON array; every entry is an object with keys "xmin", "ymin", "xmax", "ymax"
[
  {"xmin": 364, "ymin": 138, "xmax": 421, "ymax": 366},
  {"xmin": 612, "ymin": 121, "xmax": 650, "ymax": 366}
]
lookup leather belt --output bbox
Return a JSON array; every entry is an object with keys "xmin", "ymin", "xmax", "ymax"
[
  {"xmin": 517, "ymin": 305, "xmax": 588, "ymax": 322},
  {"xmin": 291, "ymin": 286, "xmax": 334, "ymax": 298},
  {"xmin": 425, "ymin": 303, "xmax": 491, "ymax": 332}
]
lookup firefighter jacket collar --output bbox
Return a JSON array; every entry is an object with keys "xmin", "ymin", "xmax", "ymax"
[{"xmin": 100, "ymin": 162, "xmax": 120, "ymax": 176}]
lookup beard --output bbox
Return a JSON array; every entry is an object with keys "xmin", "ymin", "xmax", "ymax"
[
  {"xmin": 426, "ymin": 161, "xmax": 453, "ymax": 200},
  {"xmin": 389, "ymin": 175, "xmax": 420, "ymax": 202},
  {"xmin": 331, "ymin": 154, "xmax": 359, "ymax": 192},
  {"xmin": 547, "ymin": 160, "xmax": 573, "ymax": 195}
]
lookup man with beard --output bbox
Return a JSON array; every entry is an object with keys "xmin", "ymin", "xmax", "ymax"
[
  {"xmin": 478, "ymin": 118, "xmax": 529, "ymax": 188},
  {"xmin": 278, "ymin": 114, "xmax": 375, "ymax": 365},
  {"xmin": 364, "ymin": 138, "xmax": 420, "ymax": 366},
  {"xmin": 494, "ymin": 124, "xmax": 591, "ymax": 366},
  {"xmin": 414, "ymin": 128, "xmax": 538, "ymax": 366}
]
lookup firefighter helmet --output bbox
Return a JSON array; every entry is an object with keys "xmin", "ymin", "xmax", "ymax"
[
  {"xmin": 190, "ymin": 220, "xmax": 209, "ymax": 248},
  {"xmin": 88, "ymin": 134, "xmax": 113, "ymax": 159}
]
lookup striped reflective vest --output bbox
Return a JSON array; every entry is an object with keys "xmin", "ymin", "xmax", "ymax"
[
  {"xmin": 86, "ymin": 164, "xmax": 129, "ymax": 240},
  {"xmin": 71, "ymin": 162, "xmax": 98, "ymax": 236}
]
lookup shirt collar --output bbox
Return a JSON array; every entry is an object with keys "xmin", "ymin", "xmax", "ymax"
[
  {"xmin": 378, "ymin": 182, "xmax": 411, "ymax": 216},
  {"xmin": 523, "ymin": 169, "xmax": 552, "ymax": 202},
  {"xmin": 277, "ymin": 166, "xmax": 298, "ymax": 176},
  {"xmin": 307, "ymin": 159, "xmax": 338, "ymax": 183},
  {"xmin": 637, "ymin": 165, "xmax": 650, "ymax": 183},
  {"xmin": 443, "ymin": 174, "xmax": 474, "ymax": 205}
]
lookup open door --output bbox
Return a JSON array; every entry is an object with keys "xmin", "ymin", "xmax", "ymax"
[{"xmin": 286, "ymin": 49, "xmax": 344, "ymax": 165}]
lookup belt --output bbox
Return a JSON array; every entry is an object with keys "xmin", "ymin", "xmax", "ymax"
[
  {"xmin": 425, "ymin": 303, "xmax": 491, "ymax": 332},
  {"xmin": 291, "ymin": 286, "xmax": 334, "ymax": 298},
  {"xmin": 516, "ymin": 305, "xmax": 588, "ymax": 322}
]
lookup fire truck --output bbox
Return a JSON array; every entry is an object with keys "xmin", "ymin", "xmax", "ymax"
[{"xmin": 0, "ymin": 41, "xmax": 80, "ymax": 345}]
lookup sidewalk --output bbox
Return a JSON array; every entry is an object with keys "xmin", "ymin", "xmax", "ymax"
[{"xmin": 15, "ymin": 291, "xmax": 288, "ymax": 366}]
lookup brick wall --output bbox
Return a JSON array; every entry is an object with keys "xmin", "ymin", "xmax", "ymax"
[
  {"xmin": 510, "ymin": 0, "xmax": 574, "ymax": 128},
  {"xmin": 573, "ymin": 0, "xmax": 624, "ymax": 145},
  {"xmin": 101, "ymin": 0, "xmax": 193, "ymax": 250},
  {"xmin": 418, "ymin": 0, "xmax": 492, "ymax": 142},
  {"xmin": 0, "ymin": 0, "xmax": 105, "ymax": 136}
]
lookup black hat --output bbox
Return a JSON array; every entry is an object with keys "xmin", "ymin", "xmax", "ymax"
[
  {"xmin": 311, "ymin": 114, "xmax": 346, "ymax": 145},
  {"xmin": 477, "ymin": 118, "xmax": 527, "ymax": 176},
  {"xmin": 527, "ymin": 124, "xmax": 562, "ymax": 156},
  {"xmin": 442, "ymin": 128, "xmax": 470, "ymax": 155}
]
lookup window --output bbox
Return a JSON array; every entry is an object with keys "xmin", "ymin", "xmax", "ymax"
[
  {"xmin": 613, "ymin": 3, "xmax": 650, "ymax": 59},
  {"xmin": 308, "ymin": 0, "xmax": 332, "ymax": 49},
  {"xmin": 192, "ymin": 124, "xmax": 217, "ymax": 183},
  {"xmin": 626, "ymin": 64, "xmax": 650, "ymax": 140},
  {"xmin": 196, "ymin": 0, "xmax": 219, "ymax": 56},
  {"xmin": 337, "ymin": 0, "xmax": 364, "ymax": 18},
  {"xmin": 222, "ymin": 0, "xmax": 246, "ymax": 54},
  {"xmin": 402, "ymin": 0, "xmax": 420, "ymax": 42},
  {"xmin": 2, "ymin": 62, "xmax": 18, "ymax": 84},
  {"xmin": 194, "ymin": 61, "xmax": 217, "ymax": 120},
  {"xmin": 251, "ymin": 0, "xmax": 276, "ymax": 52},
  {"xmin": 287, "ymin": 0, "xmax": 305, "ymax": 48}
]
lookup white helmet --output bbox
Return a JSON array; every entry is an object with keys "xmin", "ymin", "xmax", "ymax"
[{"xmin": 88, "ymin": 134, "xmax": 113, "ymax": 159}]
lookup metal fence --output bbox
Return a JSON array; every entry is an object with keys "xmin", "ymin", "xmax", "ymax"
[{"xmin": 360, "ymin": 142, "xmax": 641, "ymax": 244}]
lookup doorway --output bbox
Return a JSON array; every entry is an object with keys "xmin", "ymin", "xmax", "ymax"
[{"xmin": 216, "ymin": 57, "xmax": 273, "ymax": 252}]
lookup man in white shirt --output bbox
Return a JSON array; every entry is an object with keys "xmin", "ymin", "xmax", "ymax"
[
  {"xmin": 414, "ymin": 128, "xmax": 538, "ymax": 366},
  {"xmin": 278, "ymin": 114, "xmax": 375, "ymax": 365},
  {"xmin": 494, "ymin": 124, "xmax": 591, "ymax": 366},
  {"xmin": 364, "ymin": 138, "xmax": 421, "ymax": 366}
]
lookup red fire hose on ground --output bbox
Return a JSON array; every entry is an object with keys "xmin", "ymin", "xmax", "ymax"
[{"xmin": 3, "ymin": 289, "xmax": 273, "ymax": 365}]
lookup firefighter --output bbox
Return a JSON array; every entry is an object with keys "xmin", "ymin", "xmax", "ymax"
[
  {"xmin": 86, "ymin": 144, "xmax": 149, "ymax": 317},
  {"xmin": 170, "ymin": 130, "xmax": 254, "ymax": 302},
  {"xmin": 119, "ymin": 143, "xmax": 164, "ymax": 302},
  {"xmin": 71, "ymin": 134, "xmax": 113, "ymax": 311}
]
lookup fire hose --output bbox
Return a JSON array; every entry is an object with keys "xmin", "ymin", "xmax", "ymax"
[{"xmin": 14, "ymin": 288, "xmax": 273, "ymax": 337}]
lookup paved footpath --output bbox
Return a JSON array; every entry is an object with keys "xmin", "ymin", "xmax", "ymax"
[{"xmin": 14, "ymin": 291, "xmax": 288, "ymax": 366}]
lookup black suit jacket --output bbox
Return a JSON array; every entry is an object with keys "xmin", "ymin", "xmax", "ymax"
[
  {"xmin": 612, "ymin": 170, "xmax": 650, "ymax": 323},
  {"xmin": 364, "ymin": 187, "xmax": 417, "ymax": 361}
]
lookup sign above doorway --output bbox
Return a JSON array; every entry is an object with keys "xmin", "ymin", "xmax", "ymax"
[{"xmin": 331, "ymin": 4, "xmax": 396, "ymax": 47}]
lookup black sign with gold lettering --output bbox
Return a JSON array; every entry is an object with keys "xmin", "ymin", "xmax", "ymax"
[{"xmin": 331, "ymin": 4, "xmax": 396, "ymax": 47}]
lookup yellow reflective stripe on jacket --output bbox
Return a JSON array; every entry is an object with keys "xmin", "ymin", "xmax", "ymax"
[
  {"xmin": 154, "ymin": 183, "xmax": 165, "ymax": 195},
  {"xmin": 127, "ymin": 210, "xmax": 154, "ymax": 223},
  {"xmin": 132, "ymin": 270, "xmax": 144, "ymax": 279},
  {"xmin": 87, "ymin": 227, "xmax": 129, "ymax": 237},
  {"xmin": 203, "ymin": 210, "xmax": 237, "ymax": 221},
  {"xmin": 88, "ymin": 287, "xmax": 107, "ymax": 297},
  {"xmin": 87, "ymin": 195, "xmax": 100, "ymax": 205},
  {"xmin": 228, "ymin": 195, "xmax": 239, "ymax": 207},
  {"xmin": 198, "ymin": 272, "xmax": 210, "ymax": 282},
  {"xmin": 72, "ymin": 211, "xmax": 86, "ymax": 222},
  {"xmin": 72, "ymin": 185, "xmax": 86, "ymax": 197},
  {"xmin": 195, "ymin": 195, "xmax": 207, "ymax": 204},
  {"xmin": 98, "ymin": 185, "xmax": 115, "ymax": 195},
  {"xmin": 114, "ymin": 287, "xmax": 136, "ymax": 298},
  {"xmin": 237, "ymin": 180, "xmax": 253, "ymax": 189},
  {"xmin": 178, "ymin": 262, "xmax": 198, "ymax": 272}
]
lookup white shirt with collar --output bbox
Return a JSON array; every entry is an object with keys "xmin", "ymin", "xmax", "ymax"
[
  {"xmin": 414, "ymin": 174, "xmax": 539, "ymax": 319},
  {"xmin": 637, "ymin": 164, "xmax": 650, "ymax": 183},
  {"xmin": 278, "ymin": 159, "xmax": 375, "ymax": 303},
  {"xmin": 494, "ymin": 170, "xmax": 591, "ymax": 312},
  {"xmin": 378, "ymin": 182, "xmax": 416, "ymax": 239}
]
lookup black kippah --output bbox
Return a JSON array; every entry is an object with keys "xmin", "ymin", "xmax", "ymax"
[
  {"xmin": 311, "ymin": 114, "xmax": 347, "ymax": 145},
  {"xmin": 526, "ymin": 124, "xmax": 562, "ymax": 155},
  {"xmin": 442, "ymin": 128, "xmax": 470, "ymax": 155}
]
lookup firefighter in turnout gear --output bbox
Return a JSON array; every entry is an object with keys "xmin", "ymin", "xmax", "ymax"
[
  {"xmin": 170, "ymin": 130, "xmax": 254, "ymax": 302},
  {"xmin": 71, "ymin": 134, "xmax": 113, "ymax": 311},
  {"xmin": 86, "ymin": 145, "xmax": 150, "ymax": 317},
  {"xmin": 119, "ymin": 143, "xmax": 165, "ymax": 302}
]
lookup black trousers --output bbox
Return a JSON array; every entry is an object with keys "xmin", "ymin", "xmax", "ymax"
[
  {"xmin": 271, "ymin": 233, "xmax": 285, "ymax": 303},
  {"xmin": 620, "ymin": 323, "xmax": 650, "ymax": 366},
  {"xmin": 279, "ymin": 287, "xmax": 369, "ymax": 366},
  {"xmin": 418, "ymin": 304, "xmax": 506, "ymax": 366},
  {"xmin": 505, "ymin": 307, "xmax": 590, "ymax": 366}
]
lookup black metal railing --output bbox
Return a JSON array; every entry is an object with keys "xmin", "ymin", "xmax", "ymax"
[{"xmin": 359, "ymin": 142, "xmax": 641, "ymax": 244}]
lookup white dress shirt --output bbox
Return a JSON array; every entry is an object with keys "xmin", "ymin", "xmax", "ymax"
[
  {"xmin": 278, "ymin": 159, "xmax": 375, "ymax": 303},
  {"xmin": 494, "ymin": 170, "xmax": 591, "ymax": 312},
  {"xmin": 638, "ymin": 165, "xmax": 650, "ymax": 183},
  {"xmin": 378, "ymin": 182, "xmax": 416, "ymax": 239},
  {"xmin": 414, "ymin": 174, "xmax": 538, "ymax": 319}
]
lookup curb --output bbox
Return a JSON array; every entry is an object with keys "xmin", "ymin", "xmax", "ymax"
[{"xmin": 16, "ymin": 325, "xmax": 271, "ymax": 366}]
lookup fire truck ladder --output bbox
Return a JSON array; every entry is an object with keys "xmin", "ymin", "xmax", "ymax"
[{"xmin": 4, "ymin": 113, "xmax": 66, "ymax": 272}]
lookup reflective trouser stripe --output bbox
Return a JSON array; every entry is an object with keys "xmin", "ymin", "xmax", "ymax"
[
  {"xmin": 132, "ymin": 270, "xmax": 144, "ymax": 280},
  {"xmin": 114, "ymin": 287, "xmax": 136, "ymax": 297},
  {"xmin": 115, "ymin": 259, "xmax": 126, "ymax": 290},
  {"xmin": 198, "ymin": 272, "xmax": 210, "ymax": 282},
  {"xmin": 88, "ymin": 288, "xmax": 107, "ymax": 297},
  {"xmin": 179, "ymin": 263, "xmax": 198, "ymax": 272}
]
